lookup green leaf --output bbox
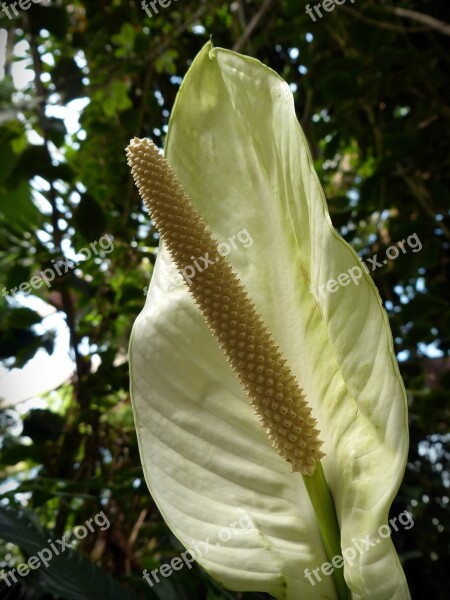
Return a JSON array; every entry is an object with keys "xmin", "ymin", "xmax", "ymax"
[
  {"xmin": 130, "ymin": 43, "xmax": 409, "ymax": 599},
  {"xmin": 0, "ymin": 307, "xmax": 45, "ymax": 368},
  {"xmin": 6, "ymin": 146, "xmax": 53, "ymax": 186},
  {"xmin": 112, "ymin": 23, "xmax": 137, "ymax": 58},
  {"xmin": 0, "ymin": 181, "xmax": 42, "ymax": 233},
  {"xmin": 0, "ymin": 505, "xmax": 144, "ymax": 600},
  {"xmin": 94, "ymin": 80, "xmax": 132, "ymax": 118}
]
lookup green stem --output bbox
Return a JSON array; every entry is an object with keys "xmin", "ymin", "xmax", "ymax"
[{"xmin": 302, "ymin": 462, "xmax": 351, "ymax": 600}]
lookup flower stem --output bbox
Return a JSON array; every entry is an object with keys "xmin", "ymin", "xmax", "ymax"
[{"xmin": 302, "ymin": 462, "xmax": 352, "ymax": 600}]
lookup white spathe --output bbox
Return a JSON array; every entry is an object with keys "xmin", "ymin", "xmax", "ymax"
[{"xmin": 130, "ymin": 42, "xmax": 409, "ymax": 599}]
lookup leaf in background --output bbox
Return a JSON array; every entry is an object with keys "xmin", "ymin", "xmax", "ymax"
[
  {"xmin": 6, "ymin": 146, "xmax": 53, "ymax": 186},
  {"xmin": 0, "ymin": 505, "xmax": 146, "ymax": 600},
  {"xmin": 43, "ymin": 117, "xmax": 67, "ymax": 148},
  {"xmin": 28, "ymin": 4, "xmax": 69, "ymax": 39},
  {"xmin": 0, "ymin": 308, "xmax": 54, "ymax": 368},
  {"xmin": 112, "ymin": 23, "xmax": 137, "ymax": 58},
  {"xmin": 0, "ymin": 182, "xmax": 42, "ymax": 233},
  {"xmin": 72, "ymin": 193, "xmax": 107, "ymax": 241},
  {"xmin": 52, "ymin": 57, "xmax": 85, "ymax": 103},
  {"xmin": 21, "ymin": 409, "xmax": 65, "ymax": 443},
  {"xmin": 130, "ymin": 43, "xmax": 409, "ymax": 599}
]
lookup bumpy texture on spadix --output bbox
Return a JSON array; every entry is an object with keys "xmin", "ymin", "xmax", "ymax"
[{"xmin": 126, "ymin": 137, "xmax": 324, "ymax": 475}]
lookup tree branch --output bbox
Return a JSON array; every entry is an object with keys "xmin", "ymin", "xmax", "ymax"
[
  {"xmin": 235, "ymin": 0, "xmax": 254, "ymax": 54},
  {"xmin": 384, "ymin": 6, "xmax": 450, "ymax": 37},
  {"xmin": 26, "ymin": 19, "xmax": 85, "ymax": 398},
  {"xmin": 233, "ymin": 0, "xmax": 278, "ymax": 53},
  {"xmin": 340, "ymin": 6, "xmax": 430, "ymax": 33},
  {"xmin": 395, "ymin": 164, "xmax": 450, "ymax": 243}
]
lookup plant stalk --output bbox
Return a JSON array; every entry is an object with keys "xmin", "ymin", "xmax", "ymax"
[{"xmin": 302, "ymin": 462, "xmax": 352, "ymax": 600}]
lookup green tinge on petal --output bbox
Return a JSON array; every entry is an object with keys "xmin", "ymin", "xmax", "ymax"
[{"xmin": 130, "ymin": 42, "xmax": 409, "ymax": 599}]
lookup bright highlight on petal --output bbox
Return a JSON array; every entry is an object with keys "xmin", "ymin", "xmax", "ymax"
[{"xmin": 126, "ymin": 137, "xmax": 324, "ymax": 475}]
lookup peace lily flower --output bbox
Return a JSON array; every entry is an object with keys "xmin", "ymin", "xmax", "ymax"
[{"xmin": 127, "ymin": 42, "xmax": 410, "ymax": 599}]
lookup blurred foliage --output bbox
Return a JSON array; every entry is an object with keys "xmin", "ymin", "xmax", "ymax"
[{"xmin": 0, "ymin": 0, "xmax": 448, "ymax": 598}]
